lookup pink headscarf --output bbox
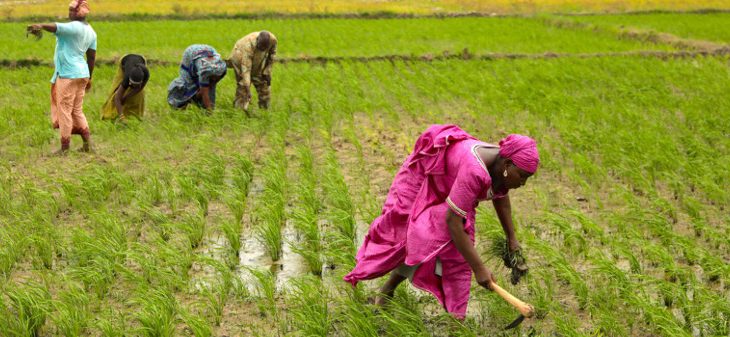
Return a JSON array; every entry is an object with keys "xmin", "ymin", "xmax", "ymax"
[
  {"xmin": 69, "ymin": 0, "xmax": 90, "ymax": 18},
  {"xmin": 499, "ymin": 134, "xmax": 540, "ymax": 173}
]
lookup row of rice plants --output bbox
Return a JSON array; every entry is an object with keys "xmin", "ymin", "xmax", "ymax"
[
  {"xmin": 253, "ymin": 109, "xmax": 289, "ymax": 261},
  {"xmin": 287, "ymin": 114, "xmax": 325, "ymax": 275}
]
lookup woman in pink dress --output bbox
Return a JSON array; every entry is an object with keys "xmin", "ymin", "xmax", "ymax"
[{"xmin": 344, "ymin": 124, "xmax": 539, "ymax": 319}]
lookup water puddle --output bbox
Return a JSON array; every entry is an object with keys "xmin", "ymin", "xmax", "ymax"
[
  {"xmin": 274, "ymin": 221, "xmax": 309, "ymax": 291},
  {"xmin": 190, "ymin": 234, "xmax": 228, "ymax": 291},
  {"xmin": 237, "ymin": 227, "xmax": 274, "ymax": 294}
]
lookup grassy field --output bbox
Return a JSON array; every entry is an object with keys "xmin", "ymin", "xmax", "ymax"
[
  {"xmin": 1, "ymin": 6, "xmax": 729, "ymax": 337},
  {"xmin": 2, "ymin": 0, "xmax": 730, "ymax": 18},
  {"xmin": 566, "ymin": 12, "xmax": 730, "ymax": 43},
  {"xmin": 0, "ymin": 17, "xmax": 675, "ymax": 63}
]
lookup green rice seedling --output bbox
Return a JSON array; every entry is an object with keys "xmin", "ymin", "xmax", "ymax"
[
  {"xmin": 287, "ymin": 276, "xmax": 331, "ymax": 336},
  {"xmin": 632, "ymin": 294, "xmax": 687, "ymax": 336},
  {"xmin": 553, "ymin": 312, "xmax": 584, "ymax": 337},
  {"xmin": 221, "ymin": 220, "xmax": 242, "ymax": 257},
  {"xmin": 616, "ymin": 245, "xmax": 642, "ymax": 274},
  {"xmin": 139, "ymin": 174, "xmax": 165, "ymax": 206},
  {"xmin": 181, "ymin": 211, "xmax": 206, "ymax": 249},
  {"xmin": 535, "ymin": 241, "xmax": 590, "ymax": 310},
  {"xmin": 699, "ymin": 251, "xmax": 729, "ymax": 283},
  {"xmin": 379, "ymin": 287, "xmax": 429, "ymax": 335},
  {"xmin": 247, "ymin": 268, "xmax": 277, "ymax": 318},
  {"xmin": 3, "ymin": 281, "xmax": 52, "ymax": 337},
  {"xmin": 526, "ymin": 270, "xmax": 557, "ymax": 319},
  {"xmin": 334, "ymin": 295, "xmax": 379, "ymax": 337},
  {"xmin": 197, "ymin": 256, "xmax": 235, "ymax": 294},
  {"xmin": 322, "ymin": 230, "xmax": 358, "ymax": 274},
  {"xmin": 125, "ymin": 240, "xmax": 188, "ymax": 291},
  {"xmin": 567, "ymin": 210, "xmax": 605, "ymax": 243},
  {"xmin": 196, "ymin": 154, "xmax": 227, "ymax": 196},
  {"xmin": 290, "ymin": 241, "xmax": 323, "ymax": 276},
  {"xmin": 132, "ymin": 287, "xmax": 178, "ymax": 337},
  {"xmin": 256, "ymin": 214, "xmax": 283, "ymax": 261},
  {"xmin": 224, "ymin": 191, "xmax": 246, "ymax": 225},
  {"xmin": 262, "ymin": 163, "xmax": 286, "ymax": 197},
  {"xmin": 194, "ymin": 186, "xmax": 210, "ymax": 216},
  {"xmin": 543, "ymin": 212, "xmax": 587, "ymax": 257},
  {"xmin": 181, "ymin": 310, "xmax": 212, "ymax": 337},
  {"xmin": 202, "ymin": 283, "xmax": 227, "ymax": 327},
  {"xmin": 154, "ymin": 237, "xmax": 195, "ymax": 290},
  {"xmin": 28, "ymin": 231, "xmax": 54, "ymax": 270},
  {"xmin": 51, "ymin": 283, "xmax": 90, "ymax": 337},
  {"xmin": 254, "ymin": 186, "xmax": 286, "ymax": 261},
  {"xmin": 94, "ymin": 311, "xmax": 127, "ymax": 337},
  {"xmin": 232, "ymin": 155, "xmax": 254, "ymax": 195},
  {"xmin": 141, "ymin": 204, "xmax": 170, "ymax": 225},
  {"xmin": 327, "ymin": 208, "xmax": 356, "ymax": 243},
  {"xmin": 67, "ymin": 221, "xmax": 127, "ymax": 298},
  {"xmin": 229, "ymin": 275, "xmax": 250, "ymax": 301},
  {"xmin": 644, "ymin": 244, "xmax": 688, "ymax": 284}
]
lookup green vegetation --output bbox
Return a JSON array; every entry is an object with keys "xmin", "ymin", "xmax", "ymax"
[
  {"xmin": 567, "ymin": 12, "xmax": 730, "ymax": 43},
  {"xmin": 0, "ymin": 16, "xmax": 675, "ymax": 62},
  {"xmin": 1, "ymin": 9, "xmax": 728, "ymax": 337}
]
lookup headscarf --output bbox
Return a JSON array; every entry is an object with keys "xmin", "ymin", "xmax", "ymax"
[
  {"xmin": 69, "ymin": 0, "xmax": 90, "ymax": 18},
  {"xmin": 198, "ymin": 57, "xmax": 227, "ymax": 80},
  {"xmin": 498, "ymin": 134, "xmax": 540, "ymax": 173}
]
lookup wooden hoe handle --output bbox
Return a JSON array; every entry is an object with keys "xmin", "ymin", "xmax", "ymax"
[{"xmin": 489, "ymin": 281, "xmax": 535, "ymax": 318}]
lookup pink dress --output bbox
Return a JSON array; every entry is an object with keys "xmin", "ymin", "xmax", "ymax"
[{"xmin": 344, "ymin": 124, "xmax": 507, "ymax": 318}]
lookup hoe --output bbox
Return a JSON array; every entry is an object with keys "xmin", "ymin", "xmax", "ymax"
[{"xmin": 489, "ymin": 280, "xmax": 536, "ymax": 329}]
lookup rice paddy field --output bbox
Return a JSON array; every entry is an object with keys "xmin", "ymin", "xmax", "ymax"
[{"xmin": 1, "ymin": 3, "xmax": 729, "ymax": 337}]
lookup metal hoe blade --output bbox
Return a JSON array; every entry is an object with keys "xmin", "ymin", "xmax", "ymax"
[{"xmin": 504, "ymin": 314, "xmax": 525, "ymax": 330}]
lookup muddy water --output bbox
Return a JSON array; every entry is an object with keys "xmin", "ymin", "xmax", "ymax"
[
  {"xmin": 190, "ymin": 234, "xmax": 229, "ymax": 291},
  {"xmin": 274, "ymin": 221, "xmax": 309, "ymax": 291},
  {"xmin": 237, "ymin": 227, "xmax": 274, "ymax": 294}
]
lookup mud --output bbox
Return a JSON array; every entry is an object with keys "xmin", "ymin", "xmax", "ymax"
[{"xmin": 4, "ymin": 47, "xmax": 730, "ymax": 70}]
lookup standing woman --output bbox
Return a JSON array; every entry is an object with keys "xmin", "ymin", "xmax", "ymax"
[
  {"xmin": 344, "ymin": 124, "xmax": 538, "ymax": 319},
  {"xmin": 167, "ymin": 44, "xmax": 227, "ymax": 112},
  {"xmin": 27, "ymin": 0, "xmax": 96, "ymax": 154},
  {"xmin": 101, "ymin": 54, "xmax": 149, "ymax": 121}
]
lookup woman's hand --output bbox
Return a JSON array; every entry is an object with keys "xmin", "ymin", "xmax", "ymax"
[
  {"xmin": 508, "ymin": 238, "xmax": 521, "ymax": 252},
  {"xmin": 475, "ymin": 266, "xmax": 496, "ymax": 290},
  {"xmin": 26, "ymin": 24, "xmax": 42, "ymax": 34}
]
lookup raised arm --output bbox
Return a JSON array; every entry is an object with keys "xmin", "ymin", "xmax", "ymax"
[
  {"xmin": 447, "ymin": 210, "xmax": 495, "ymax": 290},
  {"xmin": 27, "ymin": 23, "xmax": 57, "ymax": 33}
]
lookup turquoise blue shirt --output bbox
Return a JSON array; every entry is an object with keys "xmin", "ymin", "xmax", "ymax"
[{"xmin": 51, "ymin": 21, "xmax": 97, "ymax": 83}]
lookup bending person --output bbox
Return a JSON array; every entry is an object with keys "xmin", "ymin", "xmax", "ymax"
[
  {"xmin": 101, "ymin": 54, "xmax": 149, "ymax": 121},
  {"xmin": 230, "ymin": 30, "xmax": 277, "ymax": 113},
  {"xmin": 27, "ymin": 0, "xmax": 96, "ymax": 154},
  {"xmin": 167, "ymin": 44, "xmax": 227, "ymax": 112},
  {"xmin": 344, "ymin": 124, "xmax": 539, "ymax": 319}
]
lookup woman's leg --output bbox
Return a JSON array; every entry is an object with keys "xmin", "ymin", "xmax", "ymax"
[{"xmin": 375, "ymin": 271, "xmax": 407, "ymax": 306}]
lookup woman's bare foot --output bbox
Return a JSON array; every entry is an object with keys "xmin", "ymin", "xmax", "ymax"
[{"xmin": 53, "ymin": 148, "xmax": 69, "ymax": 156}]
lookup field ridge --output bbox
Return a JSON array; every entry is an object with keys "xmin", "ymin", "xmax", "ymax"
[
  {"xmin": 2, "ymin": 8, "xmax": 730, "ymax": 23},
  {"xmin": 544, "ymin": 16, "xmax": 730, "ymax": 52},
  {"xmin": 3, "ymin": 49, "xmax": 730, "ymax": 69}
]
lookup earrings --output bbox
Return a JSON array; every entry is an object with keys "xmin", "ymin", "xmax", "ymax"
[{"xmin": 503, "ymin": 170, "xmax": 508, "ymax": 177}]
